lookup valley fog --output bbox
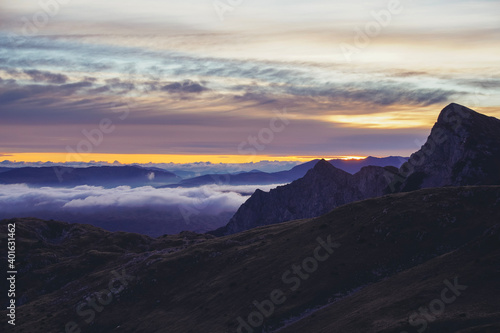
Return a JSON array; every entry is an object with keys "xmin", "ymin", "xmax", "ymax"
[{"xmin": 0, "ymin": 183, "xmax": 283, "ymax": 236}]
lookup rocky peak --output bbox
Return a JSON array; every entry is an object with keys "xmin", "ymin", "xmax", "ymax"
[
  {"xmin": 220, "ymin": 161, "xmax": 396, "ymax": 235},
  {"xmin": 216, "ymin": 104, "xmax": 500, "ymax": 235},
  {"xmin": 391, "ymin": 103, "xmax": 500, "ymax": 192},
  {"xmin": 311, "ymin": 158, "xmax": 335, "ymax": 172}
]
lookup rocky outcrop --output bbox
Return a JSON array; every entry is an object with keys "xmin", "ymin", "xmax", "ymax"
[
  {"xmin": 219, "ymin": 160, "xmax": 397, "ymax": 235},
  {"xmin": 390, "ymin": 103, "xmax": 500, "ymax": 192},
  {"xmin": 354, "ymin": 165, "xmax": 398, "ymax": 198}
]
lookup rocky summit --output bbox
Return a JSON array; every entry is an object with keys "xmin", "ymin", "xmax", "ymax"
[
  {"xmin": 391, "ymin": 103, "xmax": 500, "ymax": 192},
  {"xmin": 217, "ymin": 160, "xmax": 397, "ymax": 235}
]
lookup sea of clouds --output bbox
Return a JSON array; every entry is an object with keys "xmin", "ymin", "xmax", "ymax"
[
  {"xmin": 0, "ymin": 183, "xmax": 283, "ymax": 214},
  {"xmin": 0, "ymin": 183, "xmax": 283, "ymax": 235}
]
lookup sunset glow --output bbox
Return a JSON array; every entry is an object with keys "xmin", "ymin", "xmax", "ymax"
[{"xmin": 1, "ymin": 153, "xmax": 371, "ymax": 164}]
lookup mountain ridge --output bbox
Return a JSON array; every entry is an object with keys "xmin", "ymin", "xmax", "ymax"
[
  {"xmin": 160, "ymin": 156, "xmax": 406, "ymax": 188},
  {"xmin": 214, "ymin": 159, "xmax": 397, "ymax": 235},
  {"xmin": 216, "ymin": 103, "xmax": 500, "ymax": 236},
  {"xmin": 0, "ymin": 165, "xmax": 181, "ymax": 187}
]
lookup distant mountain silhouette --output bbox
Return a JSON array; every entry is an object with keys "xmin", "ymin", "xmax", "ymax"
[
  {"xmin": 215, "ymin": 103, "xmax": 500, "ymax": 235},
  {"xmin": 160, "ymin": 160, "xmax": 319, "ymax": 188},
  {"xmin": 0, "ymin": 167, "xmax": 12, "ymax": 173},
  {"xmin": 0, "ymin": 158, "xmax": 406, "ymax": 189},
  {"xmin": 161, "ymin": 157, "xmax": 406, "ymax": 188},
  {"xmin": 0, "ymin": 165, "xmax": 180, "ymax": 187},
  {"xmin": 330, "ymin": 155, "xmax": 407, "ymax": 174}
]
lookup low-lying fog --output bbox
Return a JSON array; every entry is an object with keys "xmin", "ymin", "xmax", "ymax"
[{"xmin": 0, "ymin": 183, "xmax": 283, "ymax": 236}]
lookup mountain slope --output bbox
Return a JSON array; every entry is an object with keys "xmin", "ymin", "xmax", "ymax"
[
  {"xmin": 1, "ymin": 186, "xmax": 499, "ymax": 333},
  {"xmin": 281, "ymin": 217, "xmax": 500, "ymax": 333},
  {"xmin": 391, "ymin": 103, "xmax": 500, "ymax": 192},
  {"xmin": 215, "ymin": 160, "xmax": 397, "ymax": 235}
]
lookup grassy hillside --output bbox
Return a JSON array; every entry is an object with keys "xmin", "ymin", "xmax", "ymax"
[{"xmin": 1, "ymin": 186, "xmax": 499, "ymax": 333}]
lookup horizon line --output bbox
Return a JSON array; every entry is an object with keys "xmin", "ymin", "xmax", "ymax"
[{"xmin": 0, "ymin": 153, "xmax": 398, "ymax": 164}]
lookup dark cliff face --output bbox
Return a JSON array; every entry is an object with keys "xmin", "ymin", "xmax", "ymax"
[
  {"xmin": 223, "ymin": 160, "xmax": 398, "ymax": 235},
  {"xmin": 353, "ymin": 165, "xmax": 398, "ymax": 198},
  {"xmin": 390, "ymin": 103, "xmax": 500, "ymax": 192}
]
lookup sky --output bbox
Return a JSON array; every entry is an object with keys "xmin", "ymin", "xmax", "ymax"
[{"xmin": 1, "ymin": 0, "xmax": 499, "ymax": 163}]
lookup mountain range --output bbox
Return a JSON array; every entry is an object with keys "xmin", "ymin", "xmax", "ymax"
[
  {"xmin": 0, "ymin": 166, "xmax": 181, "ymax": 188},
  {"xmin": 216, "ymin": 103, "xmax": 500, "ymax": 235},
  {"xmin": 0, "ymin": 157, "xmax": 406, "ymax": 189},
  {"xmin": 161, "ymin": 156, "xmax": 406, "ymax": 188}
]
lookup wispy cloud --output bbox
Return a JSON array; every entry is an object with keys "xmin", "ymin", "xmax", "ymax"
[
  {"xmin": 23, "ymin": 69, "xmax": 68, "ymax": 84},
  {"xmin": 1, "ymin": 0, "xmax": 499, "ymax": 158},
  {"xmin": 161, "ymin": 80, "xmax": 208, "ymax": 94}
]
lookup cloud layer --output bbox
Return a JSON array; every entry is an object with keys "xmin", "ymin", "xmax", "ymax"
[
  {"xmin": 0, "ymin": 183, "xmax": 285, "ymax": 235},
  {"xmin": 0, "ymin": 183, "xmax": 280, "ymax": 215}
]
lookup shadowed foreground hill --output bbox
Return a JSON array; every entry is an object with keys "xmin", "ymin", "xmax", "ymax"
[{"xmin": 1, "ymin": 186, "xmax": 500, "ymax": 333}]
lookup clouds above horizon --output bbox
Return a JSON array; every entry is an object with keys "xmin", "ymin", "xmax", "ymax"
[
  {"xmin": 0, "ymin": 32, "xmax": 480, "ymax": 112},
  {"xmin": 0, "ymin": 0, "xmax": 499, "ymax": 158}
]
